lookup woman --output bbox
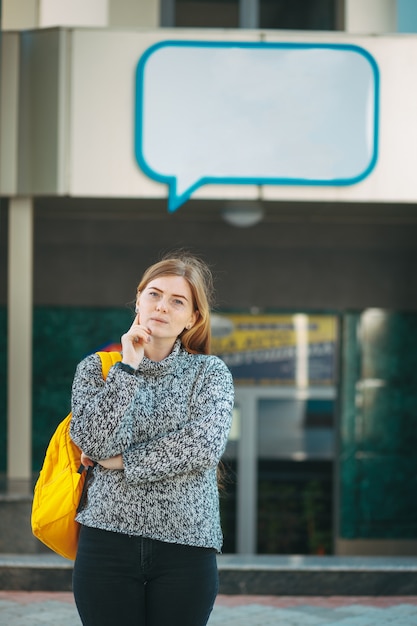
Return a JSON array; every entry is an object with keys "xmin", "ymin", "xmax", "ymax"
[{"xmin": 70, "ymin": 252, "xmax": 234, "ymax": 626}]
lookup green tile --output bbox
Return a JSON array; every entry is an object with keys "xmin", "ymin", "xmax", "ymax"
[
  {"xmin": 339, "ymin": 311, "xmax": 417, "ymax": 539},
  {"xmin": 32, "ymin": 307, "xmax": 132, "ymax": 471}
]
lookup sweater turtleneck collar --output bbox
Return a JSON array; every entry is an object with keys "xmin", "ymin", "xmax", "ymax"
[{"xmin": 137, "ymin": 338, "xmax": 183, "ymax": 376}]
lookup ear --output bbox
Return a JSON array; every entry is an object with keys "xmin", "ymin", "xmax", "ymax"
[
  {"xmin": 135, "ymin": 294, "xmax": 141, "ymax": 319},
  {"xmin": 186, "ymin": 309, "xmax": 199, "ymax": 330}
]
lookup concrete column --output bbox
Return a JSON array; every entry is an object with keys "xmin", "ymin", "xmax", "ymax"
[
  {"xmin": 344, "ymin": 0, "xmax": 397, "ymax": 34},
  {"xmin": 2, "ymin": 0, "xmax": 109, "ymax": 29},
  {"xmin": 39, "ymin": 0, "xmax": 108, "ymax": 27},
  {"xmin": 7, "ymin": 197, "xmax": 33, "ymax": 493},
  {"xmin": 2, "ymin": 0, "xmax": 161, "ymax": 29},
  {"xmin": 0, "ymin": 33, "xmax": 19, "ymax": 195},
  {"xmin": 1, "ymin": 0, "xmax": 38, "ymax": 29},
  {"xmin": 108, "ymin": 0, "xmax": 160, "ymax": 27}
]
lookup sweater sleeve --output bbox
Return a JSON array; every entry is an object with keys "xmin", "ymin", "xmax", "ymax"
[
  {"xmin": 122, "ymin": 357, "xmax": 234, "ymax": 485},
  {"xmin": 69, "ymin": 353, "xmax": 150, "ymax": 461}
]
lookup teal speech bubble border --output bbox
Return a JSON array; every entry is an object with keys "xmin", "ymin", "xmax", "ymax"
[{"xmin": 135, "ymin": 40, "xmax": 379, "ymax": 212}]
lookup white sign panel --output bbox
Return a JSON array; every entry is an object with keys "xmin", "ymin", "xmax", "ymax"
[{"xmin": 135, "ymin": 41, "xmax": 379, "ymax": 211}]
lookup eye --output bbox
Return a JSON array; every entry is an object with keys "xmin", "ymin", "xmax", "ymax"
[{"xmin": 173, "ymin": 298, "xmax": 185, "ymax": 306}]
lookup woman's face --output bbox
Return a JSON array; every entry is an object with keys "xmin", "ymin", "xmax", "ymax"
[{"xmin": 136, "ymin": 275, "xmax": 198, "ymax": 341}]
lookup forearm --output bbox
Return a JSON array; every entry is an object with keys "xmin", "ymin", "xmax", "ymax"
[
  {"xmin": 123, "ymin": 405, "xmax": 233, "ymax": 485},
  {"xmin": 122, "ymin": 360, "xmax": 234, "ymax": 484},
  {"xmin": 70, "ymin": 355, "xmax": 149, "ymax": 459}
]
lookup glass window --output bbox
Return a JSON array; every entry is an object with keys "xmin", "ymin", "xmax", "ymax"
[
  {"xmin": 257, "ymin": 398, "xmax": 335, "ymax": 461},
  {"xmin": 257, "ymin": 458, "xmax": 334, "ymax": 554},
  {"xmin": 175, "ymin": 0, "xmax": 239, "ymax": 28},
  {"xmin": 257, "ymin": 395, "xmax": 335, "ymax": 555},
  {"xmin": 260, "ymin": 0, "xmax": 336, "ymax": 30},
  {"xmin": 173, "ymin": 0, "xmax": 337, "ymax": 30}
]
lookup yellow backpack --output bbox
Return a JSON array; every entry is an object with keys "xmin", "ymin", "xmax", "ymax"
[{"xmin": 31, "ymin": 350, "xmax": 122, "ymax": 560}]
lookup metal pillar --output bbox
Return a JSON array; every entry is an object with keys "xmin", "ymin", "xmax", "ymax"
[
  {"xmin": 236, "ymin": 389, "xmax": 258, "ymax": 554},
  {"xmin": 239, "ymin": 0, "xmax": 258, "ymax": 29}
]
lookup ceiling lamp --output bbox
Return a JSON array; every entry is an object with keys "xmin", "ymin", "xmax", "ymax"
[{"xmin": 221, "ymin": 201, "xmax": 264, "ymax": 227}]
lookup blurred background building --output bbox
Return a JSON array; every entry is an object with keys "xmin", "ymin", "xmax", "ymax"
[{"xmin": 1, "ymin": 0, "xmax": 417, "ymax": 557}]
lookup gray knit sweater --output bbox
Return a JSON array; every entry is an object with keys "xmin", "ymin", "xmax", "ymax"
[{"xmin": 69, "ymin": 339, "xmax": 234, "ymax": 552}]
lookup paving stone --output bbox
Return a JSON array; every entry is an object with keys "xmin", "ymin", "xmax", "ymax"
[{"xmin": 1, "ymin": 593, "xmax": 417, "ymax": 625}]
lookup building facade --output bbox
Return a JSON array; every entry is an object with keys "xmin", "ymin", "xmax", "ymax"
[{"xmin": 1, "ymin": 0, "xmax": 417, "ymax": 556}]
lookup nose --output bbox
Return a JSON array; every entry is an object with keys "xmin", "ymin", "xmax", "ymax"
[{"xmin": 156, "ymin": 298, "xmax": 168, "ymax": 312}]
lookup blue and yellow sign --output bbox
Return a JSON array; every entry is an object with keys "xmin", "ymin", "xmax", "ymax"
[{"xmin": 211, "ymin": 314, "xmax": 337, "ymax": 386}]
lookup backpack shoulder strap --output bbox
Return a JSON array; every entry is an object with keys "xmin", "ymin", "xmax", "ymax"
[{"xmin": 96, "ymin": 350, "xmax": 122, "ymax": 378}]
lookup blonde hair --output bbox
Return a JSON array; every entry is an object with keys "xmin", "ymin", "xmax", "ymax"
[{"xmin": 137, "ymin": 252, "xmax": 214, "ymax": 355}]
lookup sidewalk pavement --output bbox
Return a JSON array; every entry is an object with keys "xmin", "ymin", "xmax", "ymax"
[{"xmin": 1, "ymin": 592, "xmax": 417, "ymax": 625}]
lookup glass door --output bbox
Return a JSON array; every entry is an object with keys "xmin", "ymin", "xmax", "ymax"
[{"xmin": 214, "ymin": 312, "xmax": 338, "ymax": 554}]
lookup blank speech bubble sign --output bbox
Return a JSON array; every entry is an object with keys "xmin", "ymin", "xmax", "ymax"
[{"xmin": 135, "ymin": 41, "xmax": 379, "ymax": 212}]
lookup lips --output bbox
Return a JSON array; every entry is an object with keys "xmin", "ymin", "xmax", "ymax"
[{"xmin": 150, "ymin": 317, "xmax": 168, "ymax": 324}]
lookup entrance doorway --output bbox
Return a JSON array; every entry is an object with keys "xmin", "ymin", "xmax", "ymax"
[{"xmin": 213, "ymin": 313, "xmax": 338, "ymax": 555}]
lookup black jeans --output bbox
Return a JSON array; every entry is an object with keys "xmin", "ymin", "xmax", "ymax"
[{"xmin": 73, "ymin": 525, "xmax": 219, "ymax": 626}]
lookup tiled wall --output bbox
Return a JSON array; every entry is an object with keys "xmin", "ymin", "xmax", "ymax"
[
  {"xmin": 30, "ymin": 307, "xmax": 133, "ymax": 471},
  {"xmin": 339, "ymin": 310, "xmax": 417, "ymax": 539},
  {"xmin": 0, "ymin": 307, "xmax": 132, "ymax": 473},
  {"xmin": 1, "ymin": 306, "xmax": 417, "ymax": 545}
]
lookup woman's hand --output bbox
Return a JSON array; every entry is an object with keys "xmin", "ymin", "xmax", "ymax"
[
  {"xmin": 98, "ymin": 454, "xmax": 124, "ymax": 470},
  {"xmin": 80, "ymin": 452, "xmax": 95, "ymax": 468},
  {"xmin": 81, "ymin": 452, "xmax": 124, "ymax": 470},
  {"xmin": 120, "ymin": 314, "xmax": 151, "ymax": 369}
]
